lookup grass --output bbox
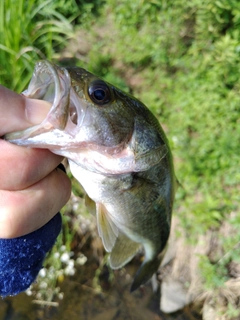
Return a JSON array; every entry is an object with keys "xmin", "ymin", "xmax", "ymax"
[{"xmin": 0, "ymin": 0, "xmax": 75, "ymax": 92}]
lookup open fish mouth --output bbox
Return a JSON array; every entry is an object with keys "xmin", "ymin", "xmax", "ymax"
[
  {"xmin": 5, "ymin": 61, "xmax": 83, "ymax": 147},
  {"xmin": 5, "ymin": 60, "xmax": 169, "ymax": 176}
]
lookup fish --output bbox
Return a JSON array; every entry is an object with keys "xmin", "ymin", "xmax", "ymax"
[{"xmin": 5, "ymin": 60, "xmax": 176, "ymax": 291}]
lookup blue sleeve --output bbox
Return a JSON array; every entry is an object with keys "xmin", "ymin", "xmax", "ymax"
[{"xmin": 0, "ymin": 212, "xmax": 62, "ymax": 297}]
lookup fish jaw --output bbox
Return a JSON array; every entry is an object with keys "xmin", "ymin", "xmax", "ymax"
[
  {"xmin": 5, "ymin": 61, "xmax": 135, "ymax": 171},
  {"xmin": 5, "ymin": 61, "xmax": 86, "ymax": 148},
  {"xmin": 5, "ymin": 61, "xmax": 167, "ymax": 175}
]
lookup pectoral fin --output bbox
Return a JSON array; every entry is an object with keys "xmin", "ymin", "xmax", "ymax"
[
  {"xmin": 96, "ymin": 203, "xmax": 118, "ymax": 252},
  {"xmin": 109, "ymin": 232, "xmax": 141, "ymax": 269}
]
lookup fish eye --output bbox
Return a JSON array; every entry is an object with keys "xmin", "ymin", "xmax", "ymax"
[{"xmin": 88, "ymin": 80, "xmax": 112, "ymax": 105}]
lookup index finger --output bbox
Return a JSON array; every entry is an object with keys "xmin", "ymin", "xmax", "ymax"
[{"xmin": 0, "ymin": 85, "xmax": 50, "ymax": 136}]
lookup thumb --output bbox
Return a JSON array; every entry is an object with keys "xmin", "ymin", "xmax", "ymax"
[{"xmin": 0, "ymin": 85, "xmax": 50, "ymax": 136}]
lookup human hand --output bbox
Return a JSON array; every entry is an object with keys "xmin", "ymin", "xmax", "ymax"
[
  {"xmin": 0, "ymin": 85, "xmax": 71, "ymax": 238},
  {"xmin": 0, "ymin": 84, "xmax": 72, "ymax": 296}
]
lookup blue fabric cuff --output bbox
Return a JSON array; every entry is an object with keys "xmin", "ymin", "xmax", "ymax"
[{"xmin": 0, "ymin": 212, "xmax": 62, "ymax": 297}]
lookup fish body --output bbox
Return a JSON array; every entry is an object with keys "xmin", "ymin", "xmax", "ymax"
[{"xmin": 5, "ymin": 61, "xmax": 176, "ymax": 291}]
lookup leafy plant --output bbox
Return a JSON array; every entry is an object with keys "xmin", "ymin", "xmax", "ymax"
[{"xmin": 0, "ymin": 0, "xmax": 75, "ymax": 92}]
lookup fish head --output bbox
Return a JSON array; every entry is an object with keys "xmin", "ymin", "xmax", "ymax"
[
  {"xmin": 5, "ymin": 61, "xmax": 134, "ymax": 155},
  {"xmin": 6, "ymin": 61, "xmax": 168, "ymax": 175}
]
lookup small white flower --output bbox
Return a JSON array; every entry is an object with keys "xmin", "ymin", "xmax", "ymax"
[
  {"xmin": 25, "ymin": 288, "xmax": 33, "ymax": 296},
  {"xmin": 73, "ymin": 203, "xmax": 78, "ymax": 211},
  {"xmin": 36, "ymin": 292, "xmax": 42, "ymax": 299},
  {"xmin": 76, "ymin": 254, "xmax": 87, "ymax": 266},
  {"xmin": 68, "ymin": 259, "xmax": 75, "ymax": 267},
  {"xmin": 54, "ymin": 252, "xmax": 60, "ymax": 259},
  {"xmin": 61, "ymin": 252, "xmax": 70, "ymax": 263},
  {"xmin": 58, "ymin": 292, "xmax": 64, "ymax": 300},
  {"xmin": 64, "ymin": 265, "xmax": 76, "ymax": 276},
  {"xmin": 39, "ymin": 268, "xmax": 47, "ymax": 278},
  {"xmin": 39, "ymin": 281, "xmax": 48, "ymax": 289}
]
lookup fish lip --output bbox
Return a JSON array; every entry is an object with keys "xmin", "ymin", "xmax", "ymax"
[
  {"xmin": 23, "ymin": 60, "xmax": 72, "ymax": 130},
  {"xmin": 23, "ymin": 60, "xmax": 62, "ymax": 101},
  {"xmin": 5, "ymin": 61, "xmax": 86, "ymax": 143}
]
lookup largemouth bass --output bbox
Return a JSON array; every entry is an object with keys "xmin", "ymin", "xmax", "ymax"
[{"xmin": 5, "ymin": 61, "xmax": 176, "ymax": 291}]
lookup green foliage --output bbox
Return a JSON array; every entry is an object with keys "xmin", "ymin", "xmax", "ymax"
[
  {"xmin": 225, "ymin": 303, "xmax": 240, "ymax": 318},
  {"xmin": 199, "ymin": 255, "xmax": 228, "ymax": 289},
  {"xmin": 43, "ymin": 0, "xmax": 106, "ymax": 25},
  {"xmin": 0, "ymin": 0, "xmax": 76, "ymax": 92}
]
